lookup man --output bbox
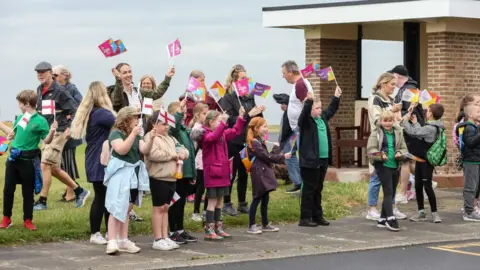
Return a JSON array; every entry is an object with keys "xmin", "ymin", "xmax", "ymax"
[
  {"xmin": 281, "ymin": 60, "xmax": 314, "ymax": 193},
  {"xmin": 273, "ymin": 93, "xmax": 293, "ymax": 184},
  {"xmin": 33, "ymin": 61, "xmax": 90, "ymax": 211}
]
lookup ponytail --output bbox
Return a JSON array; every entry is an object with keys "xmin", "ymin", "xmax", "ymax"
[{"xmin": 246, "ymin": 117, "xmax": 267, "ymax": 151}]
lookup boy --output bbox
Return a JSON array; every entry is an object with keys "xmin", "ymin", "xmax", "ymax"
[
  {"xmin": 297, "ymin": 86, "xmax": 341, "ymax": 227},
  {"xmin": 367, "ymin": 110, "xmax": 408, "ymax": 232},
  {"xmin": 401, "ymin": 103, "xmax": 445, "ymax": 223},
  {"xmin": 167, "ymin": 99, "xmax": 198, "ymax": 243},
  {"xmin": 0, "ymin": 90, "xmax": 57, "ymax": 230},
  {"xmin": 457, "ymin": 104, "xmax": 480, "ymax": 221}
]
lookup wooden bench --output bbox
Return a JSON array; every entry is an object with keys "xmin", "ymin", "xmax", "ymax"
[{"xmin": 335, "ymin": 108, "xmax": 371, "ymax": 168}]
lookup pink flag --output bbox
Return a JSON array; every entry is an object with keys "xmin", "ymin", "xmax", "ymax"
[
  {"xmin": 301, "ymin": 64, "xmax": 315, "ymax": 78},
  {"xmin": 233, "ymin": 78, "xmax": 250, "ymax": 97},
  {"xmin": 186, "ymin": 77, "xmax": 202, "ymax": 92},
  {"xmin": 98, "ymin": 38, "xmax": 116, "ymax": 58},
  {"xmin": 167, "ymin": 39, "xmax": 182, "ymax": 58}
]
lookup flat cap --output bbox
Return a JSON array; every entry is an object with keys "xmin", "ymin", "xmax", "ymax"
[{"xmin": 34, "ymin": 61, "xmax": 52, "ymax": 72}]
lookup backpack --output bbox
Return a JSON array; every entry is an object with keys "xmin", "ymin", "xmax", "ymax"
[
  {"xmin": 426, "ymin": 126, "xmax": 447, "ymax": 167},
  {"xmin": 455, "ymin": 123, "xmax": 478, "ymax": 171},
  {"xmin": 100, "ymin": 140, "xmax": 113, "ymax": 166}
]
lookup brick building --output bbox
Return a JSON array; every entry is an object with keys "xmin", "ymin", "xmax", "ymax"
[{"xmin": 262, "ymin": 0, "xmax": 480, "ymax": 185}]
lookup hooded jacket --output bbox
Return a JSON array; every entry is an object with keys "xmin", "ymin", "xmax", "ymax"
[
  {"xmin": 456, "ymin": 121, "xmax": 480, "ymax": 163},
  {"xmin": 400, "ymin": 115, "xmax": 445, "ymax": 159},
  {"xmin": 169, "ymin": 112, "xmax": 196, "ymax": 179},
  {"xmin": 367, "ymin": 92, "xmax": 394, "ymax": 131}
]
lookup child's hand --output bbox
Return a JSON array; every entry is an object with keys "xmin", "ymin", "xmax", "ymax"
[
  {"xmin": 334, "ymin": 86, "xmax": 342, "ymax": 97},
  {"xmin": 149, "ymin": 127, "xmax": 157, "ymax": 139},
  {"xmin": 395, "ymin": 152, "xmax": 402, "ymax": 160},
  {"xmin": 51, "ymin": 121, "xmax": 58, "ymax": 132},
  {"xmin": 305, "ymin": 91, "xmax": 314, "ymax": 101},
  {"xmin": 391, "ymin": 103, "xmax": 402, "ymax": 113},
  {"xmin": 284, "ymin": 152, "xmax": 292, "ymax": 159},
  {"xmin": 7, "ymin": 132, "xmax": 14, "ymax": 141},
  {"xmin": 382, "ymin": 154, "xmax": 388, "ymax": 161},
  {"xmin": 239, "ymin": 106, "xmax": 246, "ymax": 117},
  {"xmin": 410, "ymin": 114, "xmax": 417, "ymax": 124},
  {"xmin": 248, "ymin": 106, "xmax": 263, "ymax": 117},
  {"xmin": 178, "ymin": 152, "xmax": 186, "ymax": 160},
  {"xmin": 273, "ymin": 142, "xmax": 280, "ymax": 147},
  {"xmin": 132, "ymin": 125, "xmax": 142, "ymax": 136},
  {"xmin": 221, "ymin": 112, "xmax": 229, "ymax": 122}
]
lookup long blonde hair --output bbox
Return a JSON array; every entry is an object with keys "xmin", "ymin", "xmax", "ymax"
[
  {"xmin": 225, "ymin": 64, "xmax": 246, "ymax": 94},
  {"xmin": 189, "ymin": 103, "xmax": 209, "ymax": 128},
  {"xmin": 70, "ymin": 81, "xmax": 116, "ymax": 139},
  {"xmin": 372, "ymin": 72, "xmax": 395, "ymax": 92}
]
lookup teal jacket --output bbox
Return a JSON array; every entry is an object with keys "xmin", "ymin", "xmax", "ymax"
[{"xmin": 169, "ymin": 112, "xmax": 196, "ymax": 179}]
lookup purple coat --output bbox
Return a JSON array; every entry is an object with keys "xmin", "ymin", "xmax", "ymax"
[
  {"xmin": 202, "ymin": 117, "xmax": 246, "ymax": 188},
  {"xmin": 249, "ymin": 139, "xmax": 285, "ymax": 199}
]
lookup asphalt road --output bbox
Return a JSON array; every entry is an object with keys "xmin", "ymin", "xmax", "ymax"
[{"xmin": 173, "ymin": 241, "xmax": 480, "ymax": 270}]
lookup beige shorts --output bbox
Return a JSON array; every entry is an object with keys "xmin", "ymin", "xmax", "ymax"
[{"xmin": 42, "ymin": 132, "xmax": 68, "ymax": 167}]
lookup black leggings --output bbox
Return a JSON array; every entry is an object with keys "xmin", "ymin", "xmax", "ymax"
[
  {"xmin": 375, "ymin": 164, "xmax": 399, "ymax": 219},
  {"xmin": 90, "ymin": 182, "xmax": 109, "ymax": 234},
  {"xmin": 224, "ymin": 143, "xmax": 248, "ymax": 204},
  {"xmin": 169, "ymin": 178, "xmax": 189, "ymax": 232},
  {"xmin": 249, "ymin": 192, "xmax": 270, "ymax": 226},
  {"xmin": 193, "ymin": 170, "xmax": 208, "ymax": 214},
  {"xmin": 3, "ymin": 159, "xmax": 35, "ymax": 221},
  {"xmin": 415, "ymin": 162, "xmax": 437, "ymax": 212}
]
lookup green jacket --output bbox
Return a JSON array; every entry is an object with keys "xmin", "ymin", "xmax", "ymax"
[
  {"xmin": 367, "ymin": 125, "xmax": 408, "ymax": 166},
  {"xmin": 169, "ymin": 112, "xmax": 196, "ymax": 179}
]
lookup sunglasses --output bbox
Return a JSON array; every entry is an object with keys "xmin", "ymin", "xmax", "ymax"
[{"xmin": 53, "ymin": 74, "xmax": 58, "ymax": 78}]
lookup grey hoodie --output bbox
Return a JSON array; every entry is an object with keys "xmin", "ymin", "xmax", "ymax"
[{"xmin": 400, "ymin": 115, "xmax": 445, "ymax": 159}]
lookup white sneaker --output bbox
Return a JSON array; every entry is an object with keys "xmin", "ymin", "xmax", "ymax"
[
  {"xmin": 105, "ymin": 240, "xmax": 119, "ymax": 255},
  {"xmin": 395, "ymin": 194, "xmax": 408, "ymax": 204},
  {"xmin": 366, "ymin": 209, "xmax": 381, "ymax": 221},
  {"xmin": 432, "ymin": 181, "xmax": 438, "ymax": 190},
  {"xmin": 118, "ymin": 239, "xmax": 141, "ymax": 253},
  {"xmin": 90, "ymin": 232, "xmax": 108, "ymax": 245},
  {"xmin": 191, "ymin": 213, "xmax": 202, "ymax": 222},
  {"xmin": 164, "ymin": 237, "xmax": 180, "ymax": 249},
  {"xmin": 152, "ymin": 239, "xmax": 174, "ymax": 251},
  {"xmin": 393, "ymin": 208, "xmax": 407, "ymax": 220}
]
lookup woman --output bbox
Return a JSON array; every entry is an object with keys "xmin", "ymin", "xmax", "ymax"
[
  {"xmin": 70, "ymin": 81, "xmax": 116, "ymax": 245},
  {"xmin": 219, "ymin": 64, "xmax": 264, "ymax": 216},
  {"xmin": 53, "ymin": 65, "xmax": 83, "ymax": 202}
]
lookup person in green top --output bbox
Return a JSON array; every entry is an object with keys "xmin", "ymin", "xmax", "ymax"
[
  {"xmin": 367, "ymin": 110, "xmax": 408, "ymax": 232},
  {"xmin": 0, "ymin": 90, "xmax": 56, "ymax": 231}
]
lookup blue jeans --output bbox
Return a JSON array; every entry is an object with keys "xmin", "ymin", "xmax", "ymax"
[
  {"xmin": 283, "ymin": 130, "xmax": 302, "ymax": 186},
  {"xmin": 368, "ymin": 169, "xmax": 397, "ymax": 207}
]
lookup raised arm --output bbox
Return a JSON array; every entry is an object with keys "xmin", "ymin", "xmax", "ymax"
[
  {"xmin": 224, "ymin": 116, "xmax": 246, "ymax": 142},
  {"xmin": 323, "ymin": 96, "xmax": 340, "ymax": 121},
  {"xmin": 202, "ymin": 122, "xmax": 227, "ymax": 143},
  {"xmin": 151, "ymin": 75, "xmax": 172, "ymax": 100},
  {"xmin": 298, "ymin": 98, "xmax": 313, "ymax": 129}
]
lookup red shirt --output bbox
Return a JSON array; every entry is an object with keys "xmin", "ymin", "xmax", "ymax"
[{"xmin": 41, "ymin": 85, "xmax": 49, "ymax": 96}]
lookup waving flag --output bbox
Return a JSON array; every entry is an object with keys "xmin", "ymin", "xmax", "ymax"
[
  {"xmin": 114, "ymin": 40, "xmax": 127, "ymax": 54},
  {"xmin": 313, "ymin": 62, "xmax": 320, "ymax": 71},
  {"xmin": 42, "ymin": 100, "xmax": 55, "ymax": 115},
  {"xmin": 252, "ymin": 83, "xmax": 271, "ymax": 98},
  {"xmin": 17, "ymin": 112, "xmax": 32, "ymax": 129},
  {"xmin": 301, "ymin": 64, "xmax": 315, "ymax": 78},
  {"xmin": 419, "ymin": 89, "xmax": 439, "ymax": 108},
  {"xmin": 98, "ymin": 38, "xmax": 127, "ymax": 57},
  {"xmin": 167, "ymin": 39, "xmax": 182, "ymax": 58},
  {"xmin": 248, "ymin": 77, "xmax": 255, "ymax": 94},
  {"xmin": 209, "ymin": 81, "xmax": 226, "ymax": 102},
  {"xmin": 233, "ymin": 78, "xmax": 250, "ymax": 97},
  {"xmin": 158, "ymin": 108, "xmax": 176, "ymax": 127},
  {"xmin": 316, "ymin": 66, "xmax": 335, "ymax": 81},
  {"xmin": 169, "ymin": 192, "xmax": 181, "ymax": 206},
  {"xmin": 401, "ymin": 89, "xmax": 420, "ymax": 103},
  {"xmin": 193, "ymin": 87, "xmax": 206, "ymax": 101},
  {"xmin": 142, "ymin": 98, "xmax": 153, "ymax": 115},
  {"xmin": 186, "ymin": 77, "xmax": 202, "ymax": 92}
]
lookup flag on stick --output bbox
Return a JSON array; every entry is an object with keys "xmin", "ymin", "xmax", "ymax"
[
  {"xmin": 17, "ymin": 112, "xmax": 32, "ymax": 130},
  {"xmin": 187, "ymin": 77, "xmax": 203, "ymax": 92},
  {"xmin": 142, "ymin": 98, "xmax": 153, "ymax": 115},
  {"xmin": 419, "ymin": 89, "xmax": 440, "ymax": 108},
  {"xmin": 316, "ymin": 67, "xmax": 335, "ymax": 81},
  {"xmin": 167, "ymin": 39, "xmax": 182, "ymax": 58},
  {"xmin": 42, "ymin": 100, "xmax": 55, "ymax": 115},
  {"xmin": 251, "ymin": 83, "xmax": 271, "ymax": 98},
  {"xmin": 300, "ymin": 64, "xmax": 315, "ymax": 78},
  {"xmin": 158, "ymin": 108, "xmax": 176, "ymax": 127},
  {"xmin": 169, "ymin": 192, "xmax": 181, "ymax": 206},
  {"xmin": 233, "ymin": 78, "xmax": 250, "ymax": 97},
  {"xmin": 401, "ymin": 89, "xmax": 420, "ymax": 103}
]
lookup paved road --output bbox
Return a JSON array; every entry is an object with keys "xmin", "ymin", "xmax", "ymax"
[{"xmin": 173, "ymin": 240, "xmax": 480, "ymax": 270}]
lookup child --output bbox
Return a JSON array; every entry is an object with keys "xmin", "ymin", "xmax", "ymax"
[
  {"xmin": 0, "ymin": 90, "xmax": 57, "ymax": 230},
  {"xmin": 167, "ymin": 99, "xmax": 198, "ymax": 244},
  {"xmin": 189, "ymin": 103, "xmax": 210, "ymax": 222},
  {"xmin": 144, "ymin": 111, "xmax": 189, "ymax": 251},
  {"xmin": 298, "ymin": 87, "xmax": 341, "ymax": 227},
  {"xmin": 367, "ymin": 110, "xmax": 408, "ymax": 232},
  {"xmin": 402, "ymin": 104, "xmax": 445, "ymax": 223},
  {"xmin": 202, "ymin": 108, "xmax": 246, "ymax": 240},
  {"xmin": 457, "ymin": 104, "xmax": 480, "ymax": 221},
  {"xmin": 103, "ymin": 106, "xmax": 152, "ymax": 255},
  {"xmin": 246, "ymin": 117, "xmax": 291, "ymax": 234}
]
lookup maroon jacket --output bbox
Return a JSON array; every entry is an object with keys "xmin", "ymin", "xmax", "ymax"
[{"xmin": 179, "ymin": 94, "xmax": 221, "ymax": 126}]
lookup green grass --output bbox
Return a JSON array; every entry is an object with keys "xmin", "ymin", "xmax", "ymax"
[{"xmin": 0, "ymin": 144, "xmax": 368, "ymax": 246}]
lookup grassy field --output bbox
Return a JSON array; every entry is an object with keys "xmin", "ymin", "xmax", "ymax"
[{"xmin": 0, "ymin": 144, "xmax": 368, "ymax": 246}]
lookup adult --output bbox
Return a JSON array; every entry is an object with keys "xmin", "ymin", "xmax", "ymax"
[
  {"xmin": 280, "ymin": 60, "xmax": 312, "ymax": 193},
  {"xmin": 70, "ymin": 81, "xmax": 116, "ymax": 245},
  {"xmin": 365, "ymin": 72, "xmax": 407, "ymax": 221},
  {"xmin": 219, "ymin": 64, "xmax": 264, "ymax": 216},
  {"xmin": 32, "ymin": 61, "xmax": 90, "ymax": 211},
  {"xmin": 273, "ymin": 93, "xmax": 293, "ymax": 184},
  {"xmin": 53, "ymin": 65, "xmax": 83, "ymax": 202}
]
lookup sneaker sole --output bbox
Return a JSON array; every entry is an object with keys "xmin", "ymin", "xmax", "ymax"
[
  {"xmin": 433, "ymin": 220, "xmax": 442, "ymax": 223},
  {"xmin": 184, "ymin": 239, "xmax": 198, "ymax": 243},
  {"xmin": 76, "ymin": 190, "xmax": 91, "ymax": 208},
  {"xmin": 152, "ymin": 246, "xmax": 174, "ymax": 251},
  {"xmin": 204, "ymin": 238, "xmax": 224, "ymax": 241},
  {"xmin": 394, "ymin": 216, "xmax": 408, "ymax": 220},
  {"xmin": 119, "ymin": 248, "xmax": 141, "ymax": 253},
  {"xmin": 90, "ymin": 240, "xmax": 108, "ymax": 245},
  {"xmin": 385, "ymin": 224, "xmax": 400, "ymax": 232},
  {"xmin": 247, "ymin": 231, "xmax": 263, "ymax": 235},
  {"xmin": 377, "ymin": 224, "xmax": 386, "ymax": 228},
  {"xmin": 106, "ymin": 248, "xmax": 119, "ymax": 255},
  {"xmin": 366, "ymin": 215, "xmax": 380, "ymax": 221},
  {"xmin": 463, "ymin": 217, "xmax": 480, "ymax": 222},
  {"xmin": 409, "ymin": 218, "xmax": 427, "ymax": 222},
  {"xmin": 262, "ymin": 229, "xmax": 279, "ymax": 232},
  {"xmin": 0, "ymin": 222, "xmax": 12, "ymax": 229}
]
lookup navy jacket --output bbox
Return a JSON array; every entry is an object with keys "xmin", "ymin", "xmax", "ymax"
[{"xmin": 36, "ymin": 81, "xmax": 77, "ymax": 132}]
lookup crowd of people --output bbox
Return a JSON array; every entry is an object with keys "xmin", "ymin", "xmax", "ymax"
[{"xmin": 0, "ymin": 59, "xmax": 479, "ymax": 255}]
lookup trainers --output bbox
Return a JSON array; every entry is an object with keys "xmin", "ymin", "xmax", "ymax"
[
  {"xmin": 191, "ymin": 213, "xmax": 202, "ymax": 222},
  {"xmin": 118, "ymin": 239, "xmax": 141, "ymax": 253},
  {"xmin": 75, "ymin": 189, "xmax": 91, "ymax": 208},
  {"xmin": 395, "ymin": 194, "xmax": 408, "ymax": 204},
  {"xmin": 187, "ymin": 194, "xmax": 195, "ymax": 203},
  {"xmin": 152, "ymin": 239, "xmax": 174, "ymax": 251},
  {"xmin": 223, "ymin": 203, "xmax": 238, "ymax": 216},
  {"xmin": 164, "ymin": 237, "xmax": 180, "ymax": 249},
  {"xmin": 237, "ymin": 202, "xmax": 249, "ymax": 214},
  {"xmin": 463, "ymin": 211, "xmax": 480, "ymax": 222},
  {"xmin": 377, "ymin": 219, "xmax": 386, "ymax": 228},
  {"xmin": 247, "ymin": 224, "xmax": 262, "ymax": 234},
  {"xmin": 432, "ymin": 212, "xmax": 442, "ymax": 223},
  {"xmin": 106, "ymin": 240, "xmax": 119, "ymax": 255},
  {"xmin": 409, "ymin": 210, "xmax": 427, "ymax": 222},
  {"xmin": 386, "ymin": 219, "xmax": 400, "ymax": 232},
  {"xmin": 366, "ymin": 209, "xmax": 380, "ymax": 221},
  {"xmin": 393, "ymin": 208, "xmax": 407, "ymax": 220},
  {"xmin": 170, "ymin": 232, "xmax": 187, "ymax": 245},
  {"xmin": 313, "ymin": 217, "xmax": 330, "ymax": 226},
  {"xmin": 262, "ymin": 223, "xmax": 279, "ymax": 232},
  {"xmin": 180, "ymin": 231, "xmax": 198, "ymax": 243},
  {"xmin": 90, "ymin": 232, "xmax": 108, "ymax": 245},
  {"xmin": 33, "ymin": 202, "xmax": 47, "ymax": 211},
  {"xmin": 286, "ymin": 185, "xmax": 301, "ymax": 194},
  {"xmin": 23, "ymin": 219, "xmax": 37, "ymax": 231},
  {"xmin": 0, "ymin": 216, "xmax": 12, "ymax": 229},
  {"xmin": 129, "ymin": 211, "xmax": 144, "ymax": 222}
]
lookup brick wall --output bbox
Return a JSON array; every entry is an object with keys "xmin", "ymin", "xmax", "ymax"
[
  {"xmin": 427, "ymin": 31, "xmax": 480, "ymax": 173},
  {"xmin": 305, "ymin": 38, "xmax": 357, "ymax": 167}
]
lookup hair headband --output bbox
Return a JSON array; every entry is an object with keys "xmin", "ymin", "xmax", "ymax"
[{"xmin": 206, "ymin": 111, "xmax": 216, "ymax": 121}]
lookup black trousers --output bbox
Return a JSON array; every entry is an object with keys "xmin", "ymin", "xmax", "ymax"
[
  {"xmin": 415, "ymin": 162, "xmax": 437, "ymax": 212},
  {"xmin": 169, "ymin": 178, "xmax": 190, "ymax": 232},
  {"xmin": 3, "ymin": 159, "xmax": 35, "ymax": 220},
  {"xmin": 375, "ymin": 164, "xmax": 399, "ymax": 219},
  {"xmin": 90, "ymin": 182, "xmax": 109, "ymax": 234},
  {"xmin": 300, "ymin": 161, "xmax": 328, "ymax": 220},
  {"xmin": 249, "ymin": 192, "xmax": 270, "ymax": 226},
  {"xmin": 193, "ymin": 169, "xmax": 208, "ymax": 214},
  {"xmin": 224, "ymin": 143, "xmax": 248, "ymax": 204}
]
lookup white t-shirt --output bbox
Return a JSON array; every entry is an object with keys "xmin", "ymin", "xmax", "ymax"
[{"xmin": 287, "ymin": 78, "xmax": 313, "ymax": 130}]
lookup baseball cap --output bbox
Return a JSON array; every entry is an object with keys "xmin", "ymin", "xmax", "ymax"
[
  {"xmin": 388, "ymin": 65, "xmax": 409, "ymax": 77},
  {"xmin": 34, "ymin": 61, "xmax": 53, "ymax": 72},
  {"xmin": 116, "ymin": 106, "xmax": 141, "ymax": 123},
  {"xmin": 273, "ymin": 93, "xmax": 289, "ymax": 105}
]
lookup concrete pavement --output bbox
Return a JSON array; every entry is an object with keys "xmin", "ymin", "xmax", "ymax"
[{"xmin": 1, "ymin": 189, "xmax": 479, "ymax": 270}]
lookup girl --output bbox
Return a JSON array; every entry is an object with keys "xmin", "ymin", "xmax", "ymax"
[
  {"xmin": 144, "ymin": 111, "xmax": 189, "ymax": 251},
  {"xmin": 246, "ymin": 118, "xmax": 291, "ymax": 234},
  {"xmin": 202, "ymin": 108, "xmax": 246, "ymax": 240},
  {"xmin": 70, "ymin": 81, "xmax": 116, "ymax": 245},
  {"xmin": 189, "ymin": 103, "xmax": 210, "ymax": 222},
  {"xmin": 219, "ymin": 64, "xmax": 264, "ymax": 216},
  {"xmin": 103, "ymin": 106, "xmax": 153, "ymax": 255}
]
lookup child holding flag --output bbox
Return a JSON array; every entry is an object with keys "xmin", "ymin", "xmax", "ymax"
[
  {"xmin": 0, "ymin": 90, "xmax": 57, "ymax": 230},
  {"xmin": 144, "ymin": 111, "xmax": 189, "ymax": 251}
]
